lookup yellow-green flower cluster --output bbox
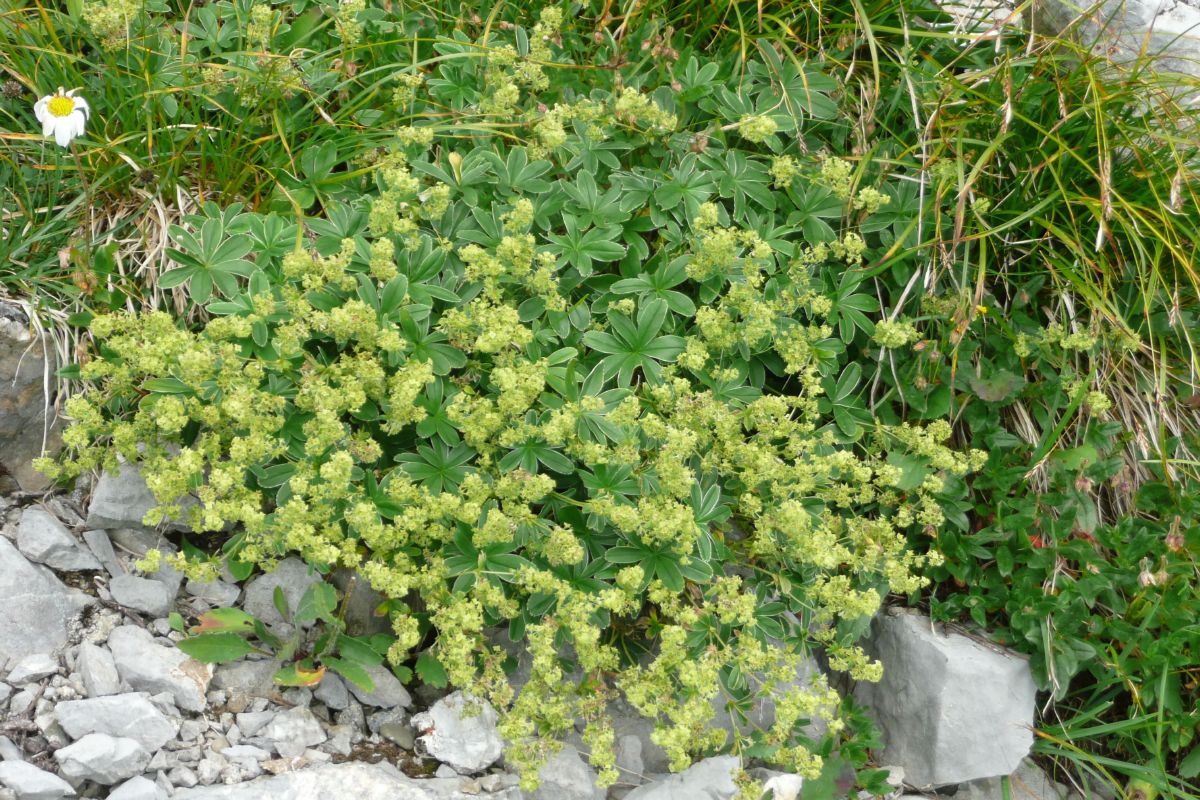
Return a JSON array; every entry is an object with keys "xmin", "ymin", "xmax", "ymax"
[{"xmin": 47, "ymin": 33, "xmax": 982, "ymax": 793}]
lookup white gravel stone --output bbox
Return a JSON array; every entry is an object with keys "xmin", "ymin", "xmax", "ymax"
[
  {"xmin": 55, "ymin": 692, "xmax": 180, "ymax": 751},
  {"xmin": 171, "ymin": 762, "xmax": 433, "ymax": 799},
  {"xmin": 260, "ymin": 708, "xmax": 326, "ymax": 759},
  {"xmin": 107, "ymin": 626, "xmax": 212, "ymax": 712},
  {"xmin": 0, "ymin": 760, "xmax": 76, "ymax": 800},
  {"xmin": 168, "ymin": 766, "xmax": 199, "ymax": 789},
  {"xmin": 75, "ymin": 643, "xmax": 121, "ymax": 698},
  {"xmin": 235, "ymin": 712, "xmax": 275, "ymax": 738},
  {"xmin": 411, "ymin": 691, "xmax": 502, "ymax": 774},
  {"xmin": 6, "ymin": 654, "xmax": 58, "ymax": 686},
  {"xmin": 109, "ymin": 575, "xmax": 173, "ymax": 617},
  {"xmin": 107, "ymin": 775, "xmax": 168, "ymax": 800},
  {"xmin": 54, "ymin": 733, "xmax": 151, "ymax": 785},
  {"xmin": 16, "ymin": 508, "xmax": 101, "ymax": 572}
]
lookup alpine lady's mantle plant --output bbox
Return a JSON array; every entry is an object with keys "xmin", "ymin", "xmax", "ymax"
[{"xmin": 43, "ymin": 8, "xmax": 984, "ymax": 791}]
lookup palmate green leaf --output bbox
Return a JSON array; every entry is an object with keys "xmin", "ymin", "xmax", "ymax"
[
  {"xmin": 415, "ymin": 652, "xmax": 449, "ymax": 689},
  {"xmin": 293, "ymin": 581, "xmax": 337, "ymax": 624}
]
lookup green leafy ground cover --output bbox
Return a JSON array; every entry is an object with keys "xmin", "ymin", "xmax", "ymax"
[{"xmin": 2, "ymin": 0, "xmax": 1198, "ymax": 797}]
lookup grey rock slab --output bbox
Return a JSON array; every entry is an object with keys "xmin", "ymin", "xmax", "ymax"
[
  {"xmin": 75, "ymin": 643, "xmax": 120, "ymax": 698},
  {"xmin": 6, "ymin": 654, "xmax": 58, "ymax": 686},
  {"xmin": 241, "ymin": 558, "xmax": 319, "ymax": 630},
  {"xmin": 344, "ymin": 663, "xmax": 412, "ymax": 709},
  {"xmin": 107, "ymin": 626, "xmax": 213, "ymax": 712},
  {"xmin": 235, "ymin": 712, "xmax": 275, "ymax": 738},
  {"xmin": 855, "ymin": 609, "xmax": 1036, "ymax": 787},
  {"xmin": 108, "ymin": 574, "xmax": 173, "ymax": 617},
  {"xmin": 329, "ymin": 569, "xmax": 391, "ymax": 637},
  {"xmin": 0, "ymin": 300, "xmax": 60, "ymax": 493},
  {"xmin": 172, "ymin": 762, "xmax": 435, "ymax": 799},
  {"xmin": 0, "ymin": 538, "xmax": 92, "ymax": 666},
  {"xmin": 54, "ymin": 733, "xmax": 151, "ymax": 785},
  {"xmin": 532, "ymin": 746, "xmax": 604, "ymax": 800},
  {"xmin": 184, "ymin": 579, "xmax": 239, "ymax": 607},
  {"xmin": 55, "ymin": 692, "xmax": 180, "ymax": 751},
  {"xmin": 16, "ymin": 508, "xmax": 101, "ymax": 572},
  {"xmin": 1033, "ymin": 0, "xmax": 1200, "ymax": 86},
  {"xmin": 411, "ymin": 691, "xmax": 502, "ymax": 774},
  {"xmin": 212, "ymin": 660, "xmax": 280, "ymax": 702},
  {"xmin": 956, "ymin": 759, "xmax": 1074, "ymax": 800},
  {"xmin": 0, "ymin": 760, "xmax": 76, "ymax": 800},
  {"xmin": 313, "ymin": 674, "xmax": 349, "ymax": 710},
  {"xmin": 86, "ymin": 466, "xmax": 195, "ymax": 532},
  {"xmin": 107, "ymin": 776, "xmax": 168, "ymax": 800},
  {"xmin": 80, "ymin": 530, "xmax": 121, "ymax": 577},
  {"xmin": 260, "ymin": 707, "xmax": 326, "ymax": 759},
  {"xmin": 615, "ymin": 734, "xmax": 646, "ymax": 786},
  {"xmin": 623, "ymin": 755, "xmax": 741, "ymax": 800}
]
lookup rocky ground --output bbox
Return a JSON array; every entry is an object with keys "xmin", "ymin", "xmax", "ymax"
[
  {"xmin": 0, "ymin": 471, "xmax": 1108, "ymax": 800},
  {"xmin": 0, "ymin": 297, "xmax": 1105, "ymax": 800}
]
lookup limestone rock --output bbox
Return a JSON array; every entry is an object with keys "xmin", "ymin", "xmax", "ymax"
[
  {"xmin": 242, "ymin": 558, "xmax": 320, "ymax": 631},
  {"xmin": 107, "ymin": 775, "xmax": 168, "ymax": 800},
  {"xmin": 16, "ymin": 508, "xmax": 101, "ymax": 572},
  {"xmin": 172, "ymin": 762, "xmax": 434, "ymax": 799},
  {"xmin": 6, "ymin": 654, "xmax": 58, "ymax": 686},
  {"xmin": 956, "ymin": 758, "xmax": 1075, "ymax": 800},
  {"xmin": 260, "ymin": 707, "xmax": 326, "ymax": 759},
  {"xmin": 531, "ymin": 746, "xmax": 604, "ymax": 800},
  {"xmin": 55, "ymin": 692, "xmax": 180, "ymax": 751},
  {"xmin": 85, "ymin": 466, "xmax": 195, "ymax": 531},
  {"xmin": 108, "ymin": 574, "xmax": 174, "ymax": 618},
  {"xmin": 344, "ymin": 663, "xmax": 412, "ymax": 709},
  {"xmin": 0, "ymin": 538, "xmax": 92, "ymax": 666},
  {"xmin": 411, "ymin": 691, "xmax": 503, "ymax": 774},
  {"xmin": 623, "ymin": 755, "xmax": 741, "ymax": 800},
  {"xmin": 856, "ymin": 609, "xmax": 1037, "ymax": 786},
  {"xmin": 0, "ymin": 301, "xmax": 60, "ymax": 492},
  {"xmin": 54, "ymin": 733, "xmax": 151, "ymax": 785},
  {"xmin": 75, "ymin": 643, "xmax": 121, "ymax": 698},
  {"xmin": 107, "ymin": 626, "xmax": 212, "ymax": 712},
  {"xmin": 1033, "ymin": 0, "xmax": 1200, "ymax": 87}
]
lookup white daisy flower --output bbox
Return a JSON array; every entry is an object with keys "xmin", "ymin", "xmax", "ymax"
[{"xmin": 33, "ymin": 87, "xmax": 89, "ymax": 148}]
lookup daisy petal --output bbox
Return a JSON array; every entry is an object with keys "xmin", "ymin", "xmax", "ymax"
[
  {"xmin": 42, "ymin": 116, "xmax": 56, "ymax": 138},
  {"xmin": 54, "ymin": 121, "xmax": 73, "ymax": 147},
  {"xmin": 34, "ymin": 97, "xmax": 48, "ymax": 124},
  {"xmin": 73, "ymin": 97, "xmax": 90, "ymax": 119}
]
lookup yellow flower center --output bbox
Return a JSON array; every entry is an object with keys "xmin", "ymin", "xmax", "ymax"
[{"xmin": 47, "ymin": 96, "xmax": 75, "ymax": 117}]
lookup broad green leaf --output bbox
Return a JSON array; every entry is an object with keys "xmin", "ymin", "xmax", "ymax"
[{"xmin": 177, "ymin": 633, "xmax": 255, "ymax": 664}]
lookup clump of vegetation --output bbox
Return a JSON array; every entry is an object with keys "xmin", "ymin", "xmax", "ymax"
[
  {"xmin": 37, "ymin": 9, "xmax": 987, "ymax": 789},
  {"xmin": 9, "ymin": 0, "xmax": 1200, "ymax": 796}
]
